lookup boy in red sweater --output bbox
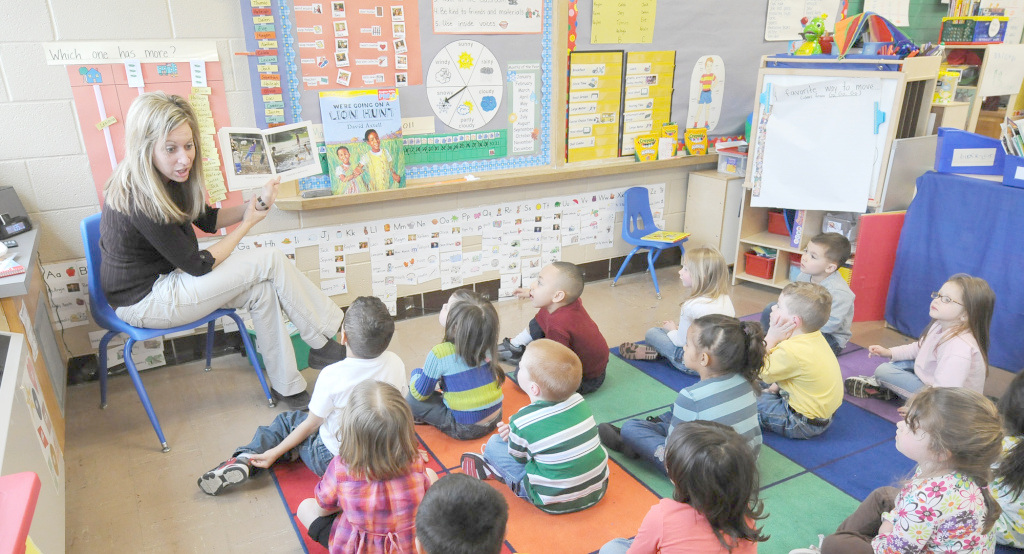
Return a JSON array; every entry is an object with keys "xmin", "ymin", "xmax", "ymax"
[{"xmin": 498, "ymin": 262, "xmax": 608, "ymax": 393}]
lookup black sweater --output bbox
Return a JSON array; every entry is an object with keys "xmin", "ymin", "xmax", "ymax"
[{"xmin": 100, "ymin": 187, "xmax": 220, "ymax": 308}]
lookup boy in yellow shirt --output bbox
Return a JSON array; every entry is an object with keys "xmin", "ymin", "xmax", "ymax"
[{"xmin": 758, "ymin": 282, "xmax": 843, "ymax": 439}]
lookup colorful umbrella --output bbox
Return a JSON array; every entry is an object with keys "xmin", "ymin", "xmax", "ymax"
[{"xmin": 833, "ymin": 12, "xmax": 918, "ymax": 58}]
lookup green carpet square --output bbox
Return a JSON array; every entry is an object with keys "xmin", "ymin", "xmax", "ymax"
[
  {"xmin": 758, "ymin": 473, "xmax": 861, "ymax": 554},
  {"xmin": 587, "ymin": 356, "xmax": 679, "ymax": 421},
  {"xmin": 758, "ymin": 446, "xmax": 806, "ymax": 488}
]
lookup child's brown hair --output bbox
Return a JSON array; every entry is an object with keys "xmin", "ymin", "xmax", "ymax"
[
  {"xmin": 995, "ymin": 370, "xmax": 1024, "ymax": 500},
  {"xmin": 904, "ymin": 387, "xmax": 1003, "ymax": 533},
  {"xmin": 444, "ymin": 289, "xmax": 503, "ymax": 386},
  {"xmin": 664, "ymin": 421, "xmax": 769, "ymax": 549},
  {"xmin": 809, "ymin": 232, "xmax": 852, "ymax": 267},
  {"xmin": 336, "ymin": 380, "xmax": 419, "ymax": 481},
  {"xmin": 779, "ymin": 281, "xmax": 832, "ymax": 333},
  {"xmin": 689, "ymin": 314, "xmax": 766, "ymax": 392},
  {"xmin": 520, "ymin": 339, "xmax": 582, "ymax": 401}
]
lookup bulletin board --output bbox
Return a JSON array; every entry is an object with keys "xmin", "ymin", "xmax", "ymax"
[
  {"xmin": 572, "ymin": 0, "xmax": 820, "ymax": 136},
  {"xmin": 43, "ymin": 40, "xmax": 246, "ymax": 232},
  {"xmin": 238, "ymin": 0, "xmax": 553, "ymax": 183}
]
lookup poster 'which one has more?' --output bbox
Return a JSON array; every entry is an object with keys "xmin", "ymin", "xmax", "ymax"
[{"xmin": 320, "ymin": 88, "xmax": 406, "ymax": 195}]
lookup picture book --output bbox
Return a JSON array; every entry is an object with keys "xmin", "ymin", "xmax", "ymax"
[
  {"xmin": 641, "ymin": 230, "xmax": 689, "ymax": 243},
  {"xmin": 319, "ymin": 88, "xmax": 405, "ymax": 195},
  {"xmin": 217, "ymin": 121, "xmax": 324, "ymax": 190}
]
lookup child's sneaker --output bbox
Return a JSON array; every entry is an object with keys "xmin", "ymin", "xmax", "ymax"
[
  {"xmin": 497, "ymin": 338, "xmax": 525, "ymax": 363},
  {"xmin": 844, "ymin": 376, "xmax": 897, "ymax": 400},
  {"xmin": 198, "ymin": 456, "xmax": 251, "ymax": 495},
  {"xmin": 461, "ymin": 452, "xmax": 502, "ymax": 482},
  {"xmin": 598, "ymin": 423, "xmax": 637, "ymax": 458},
  {"xmin": 618, "ymin": 342, "xmax": 659, "ymax": 361}
]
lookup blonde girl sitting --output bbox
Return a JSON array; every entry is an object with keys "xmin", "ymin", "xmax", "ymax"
[
  {"xmin": 619, "ymin": 247, "xmax": 734, "ymax": 374},
  {"xmin": 297, "ymin": 380, "xmax": 436, "ymax": 553}
]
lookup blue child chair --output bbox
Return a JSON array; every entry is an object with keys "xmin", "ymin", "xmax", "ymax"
[
  {"xmin": 611, "ymin": 187, "xmax": 688, "ymax": 299},
  {"xmin": 81, "ymin": 213, "xmax": 274, "ymax": 452}
]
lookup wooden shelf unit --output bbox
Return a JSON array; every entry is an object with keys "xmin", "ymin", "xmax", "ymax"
[
  {"xmin": 941, "ymin": 44, "xmax": 1022, "ymax": 135},
  {"xmin": 732, "ymin": 55, "xmax": 939, "ymax": 290}
]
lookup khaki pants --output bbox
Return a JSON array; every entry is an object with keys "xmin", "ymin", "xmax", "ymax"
[{"xmin": 116, "ymin": 249, "xmax": 343, "ymax": 395}]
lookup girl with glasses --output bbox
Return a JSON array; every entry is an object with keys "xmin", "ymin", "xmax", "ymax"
[{"xmin": 845, "ymin": 273, "xmax": 994, "ymax": 401}]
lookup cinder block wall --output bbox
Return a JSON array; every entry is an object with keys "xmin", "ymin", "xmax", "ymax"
[{"xmin": 1, "ymin": 1, "xmax": 704, "ymax": 359}]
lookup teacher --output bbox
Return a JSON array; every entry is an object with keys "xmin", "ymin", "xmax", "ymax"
[{"xmin": 99, "ymin": 92, "xmax": 345, "ymax": 407}]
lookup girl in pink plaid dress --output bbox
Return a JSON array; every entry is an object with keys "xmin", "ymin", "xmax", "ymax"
[{"xmin": 297, "ymin": 380, "xmax": 436, "ymax": 553}]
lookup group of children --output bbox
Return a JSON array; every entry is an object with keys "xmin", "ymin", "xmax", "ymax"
[{"xmin": 193, "ymin": 233, "xmax": 1021, "ymax": 553}]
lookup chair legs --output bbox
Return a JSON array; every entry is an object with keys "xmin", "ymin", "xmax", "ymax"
[
  {"xmin": 647, "ymin": 249, "xmax": 662, "ymax": 299},
  {"xmin": 97, "ymin": 331, "xmax": 118, "ymax": 409},
  {"xmin": 204, "ymin": 320, "xmax": 215, "ymax": 371},
  {"xmin": 612, "ymin": 246, "xmax": 642, "ymax": 287},
  {"xmin": 229, "ymin": 312, "xmax": 275, "ymax": 408},
  {"xmin": 123, "ymin": 337, "xmax": 171, "ymax": 453}
]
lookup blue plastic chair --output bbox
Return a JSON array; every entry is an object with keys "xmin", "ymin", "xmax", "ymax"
[
  {"xmin": 81, "ymin": 213, "xmax": 273, "ymax": 452},
  {"xmin": 611, "ymin": 187, "xmax": 688, "ymax": 299}
]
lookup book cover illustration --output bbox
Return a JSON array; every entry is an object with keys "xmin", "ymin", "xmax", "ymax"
[{"xmin": 319, "ymin": 88, "xmax": 406, "ymax": 194}]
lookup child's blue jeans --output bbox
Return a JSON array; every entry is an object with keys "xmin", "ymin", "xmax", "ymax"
[
  {"xmin": 643, "ymin": 327, "xmax": 695, "ymax": 375},
  {"xmin": 620, "ymin": 412, "xmax": 671, "ymax": 475},
  {"xmin": 757, "ymin": 388, "xmax": 832, "ymax": 439},
  {"xmin": 235, "ymin": 410, "xmax": 335, "ymax": 477},
  {"xmin": 599, "ymin": 538, "xmax": 634, "ymax": 553},
  {"xmin": 873, "ymin": 359, "xmax": 922, "ymax": 399},
  {"xmin": 482, "ymin": 434, "xmax": 530, "ymax": 499}
]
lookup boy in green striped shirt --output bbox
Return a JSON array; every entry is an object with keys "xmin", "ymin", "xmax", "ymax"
[{"xmin": 461, "ymin": 339, "xmax": 609, "ymax": 514}]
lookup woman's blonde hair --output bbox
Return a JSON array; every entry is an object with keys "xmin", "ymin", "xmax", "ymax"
[
  {"xmin": 683, "ymin": 247, "xmax": 730, "ymax": 302},
  {"xmin": 904, "ymin": 387, "xmax": 1004, "ymax": 533},
  {"xmin": 336, "ymin": 380, "xmax": 419, "ymax": 481},
  {"xmin": 103, "ymin": 92, "xmax": 206, "ymax": 224}
]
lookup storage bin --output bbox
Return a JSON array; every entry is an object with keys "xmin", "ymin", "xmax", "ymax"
[
  {"xmin": 716, "ymin": 147, "xmax": 748, "ymax": 175},
  {"xmin": 247, "ymin": 320, "xmax": 311, "ymax": 370},
  {"xmin": 789, "ymin": 263, "xmax": 801, "ymax": 283},
  {"xmin": 744, "ymin": 251, "xmax": 776, "ymax": 279},
  {"xmin": 935, "ymin": 127, "xmax": 1005, "ymax": 175},
  {"xmin": 940, "ymin": 16, "xmax": 1008, "ymax": 44},
  {"xmin": 767, "ymin": 211, "xmax": 789, "ymax": 236},
  {"xmin": 1005, "ymin": 155, "xmax": 1024, "ymax": 189},
  {"xmin": 822, "ymin": 212, "xmax": 860, "ymax": 243}
]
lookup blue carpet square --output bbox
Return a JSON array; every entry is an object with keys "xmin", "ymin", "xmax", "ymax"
[
  {"xmin": 812, "ymin": 440, "xmax": 916, "ymax": 501},
  {"xmin": 761, "ymin": 402, "xmax": 899, "ymax": 469},
  {"xmin": 609, "ymin": 345, "xmax": 698, "ymax": 392}
]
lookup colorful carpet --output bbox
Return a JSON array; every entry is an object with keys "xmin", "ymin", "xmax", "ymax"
[{"xmin": 269, "ymin": 341, "xmax": 1020, "ymax": 553}]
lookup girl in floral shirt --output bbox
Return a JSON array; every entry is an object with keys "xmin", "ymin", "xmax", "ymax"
[{"xmin": 814, "ymin": 387, "xmax": 1003, "ymax": 553}]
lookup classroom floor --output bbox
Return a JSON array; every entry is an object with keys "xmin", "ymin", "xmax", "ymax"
[{"xmin": 64, "ymin": 268, "xmax": 1014, "ymax": 553}]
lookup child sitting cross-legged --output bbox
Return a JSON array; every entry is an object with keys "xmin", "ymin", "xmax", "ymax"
[
  {"xmin": 758, "ymin": 282, "xmax": 843, "ymax": 440},
  {"xmin": 794, "ymin": 387, "xmax": 1003, "ymax": 553},
  {"xmin": 407, "ymin": 289, "xmax": 504, "ymax": 440},
  {"xmin": 991, "ymin": 370, "xmax": 1024, "ymax": 547},
  {"xmin": 297, "ymin": 379, "xmax": 436, "ymax": 553},
  {"xmin": 497, "ymin": 261, "xmax": 609, "ymax": 393},
  {"xmin": 760, "ymin": 232, "xmax": 854, "ymax": 357},
  {"xmin": 599, "ymin": 314, "xmax": 763, "ymax": 473},
  {"xmin": 461, "ymin": 339, "xmax": 610, "ymax": 514},
  {"xmin": 845, "ymin": 273, "xmax": 995, "ymax": 401},
  {"xmin": 600, "ymin": 421, "xmax": 768, "ymax": 553},
  {"xmin": 197, "ymin": 296, "xmax": 406, "ymax": 495},
  {"xmin": 414, "ymin": 473, "xmax": 509, "ymax": 554},
  {"xmin": 618, "ymin": 247, "xmax": 735, "ymax": 374}
]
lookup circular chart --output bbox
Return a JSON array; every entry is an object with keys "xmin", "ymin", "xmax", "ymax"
[{"xmin": 426, "ymin": 40, "xmax": 503, "ymax": 131}]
